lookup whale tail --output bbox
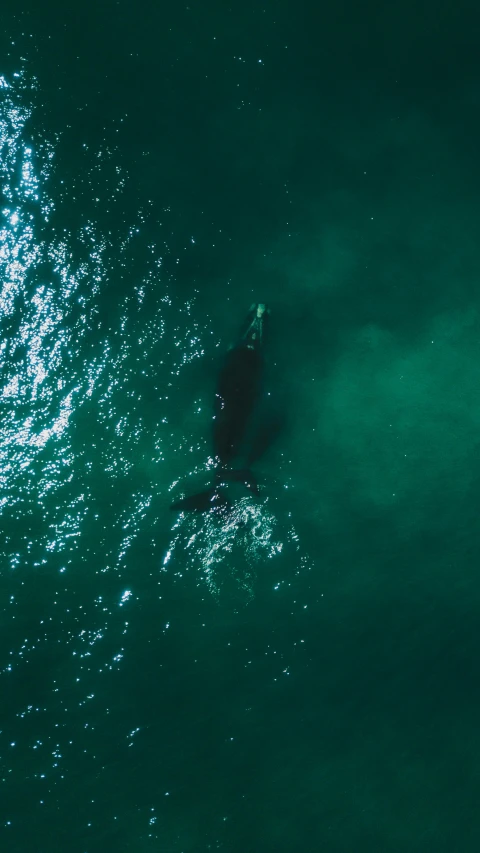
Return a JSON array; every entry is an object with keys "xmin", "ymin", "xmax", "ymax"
[
  {"xmin": 169, "ymin": 468, "xmax": 259, "ymax": 513},
  {"xmin": 170, "ymin": 486, "xmax": 230, "ymax": 513}
]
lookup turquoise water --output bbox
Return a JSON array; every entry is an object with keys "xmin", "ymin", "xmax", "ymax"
[{"xmin": 2, "ymin": 3, "xmax": 480, "ymax": 851}]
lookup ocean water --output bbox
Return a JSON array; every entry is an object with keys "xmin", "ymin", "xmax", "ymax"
[{"xmin": 2, "ymin": 3, "xmax": 480, "ymax": 851}]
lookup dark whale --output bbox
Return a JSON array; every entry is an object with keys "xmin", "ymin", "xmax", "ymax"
[{"xmin": 171, "ymin": 303, "xmax": 270, "ymax": 512}]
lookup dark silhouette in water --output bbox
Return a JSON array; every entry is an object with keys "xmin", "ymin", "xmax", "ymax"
[{"xmin": 171, "ymin": 303, "xmax": 276, "ymax": 512}]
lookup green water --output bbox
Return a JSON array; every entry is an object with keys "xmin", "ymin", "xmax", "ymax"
[{"xmin": 2, "ymin": 2, "xmax": 480, "ymax": 851}]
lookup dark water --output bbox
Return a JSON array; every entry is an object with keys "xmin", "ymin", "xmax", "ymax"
[{"xmin": 2, "ymin": 2, "xmax": 480, "ymax": 851}]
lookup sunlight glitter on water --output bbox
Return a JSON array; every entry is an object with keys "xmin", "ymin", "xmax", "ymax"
[
  {"xmin": 166, "ymin": 494, "xmax": 284, "ymax": 601},
  {"xmin": 1, "ymin": 74, "xmax": 152, "ymax": 561},
  {"xmin": 0, "ymin": 77, "xmax": 77, "ymax": 505},
  {"xmin": 0, "ymin": 118, "xmax": 109, "ymax": 580}
]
